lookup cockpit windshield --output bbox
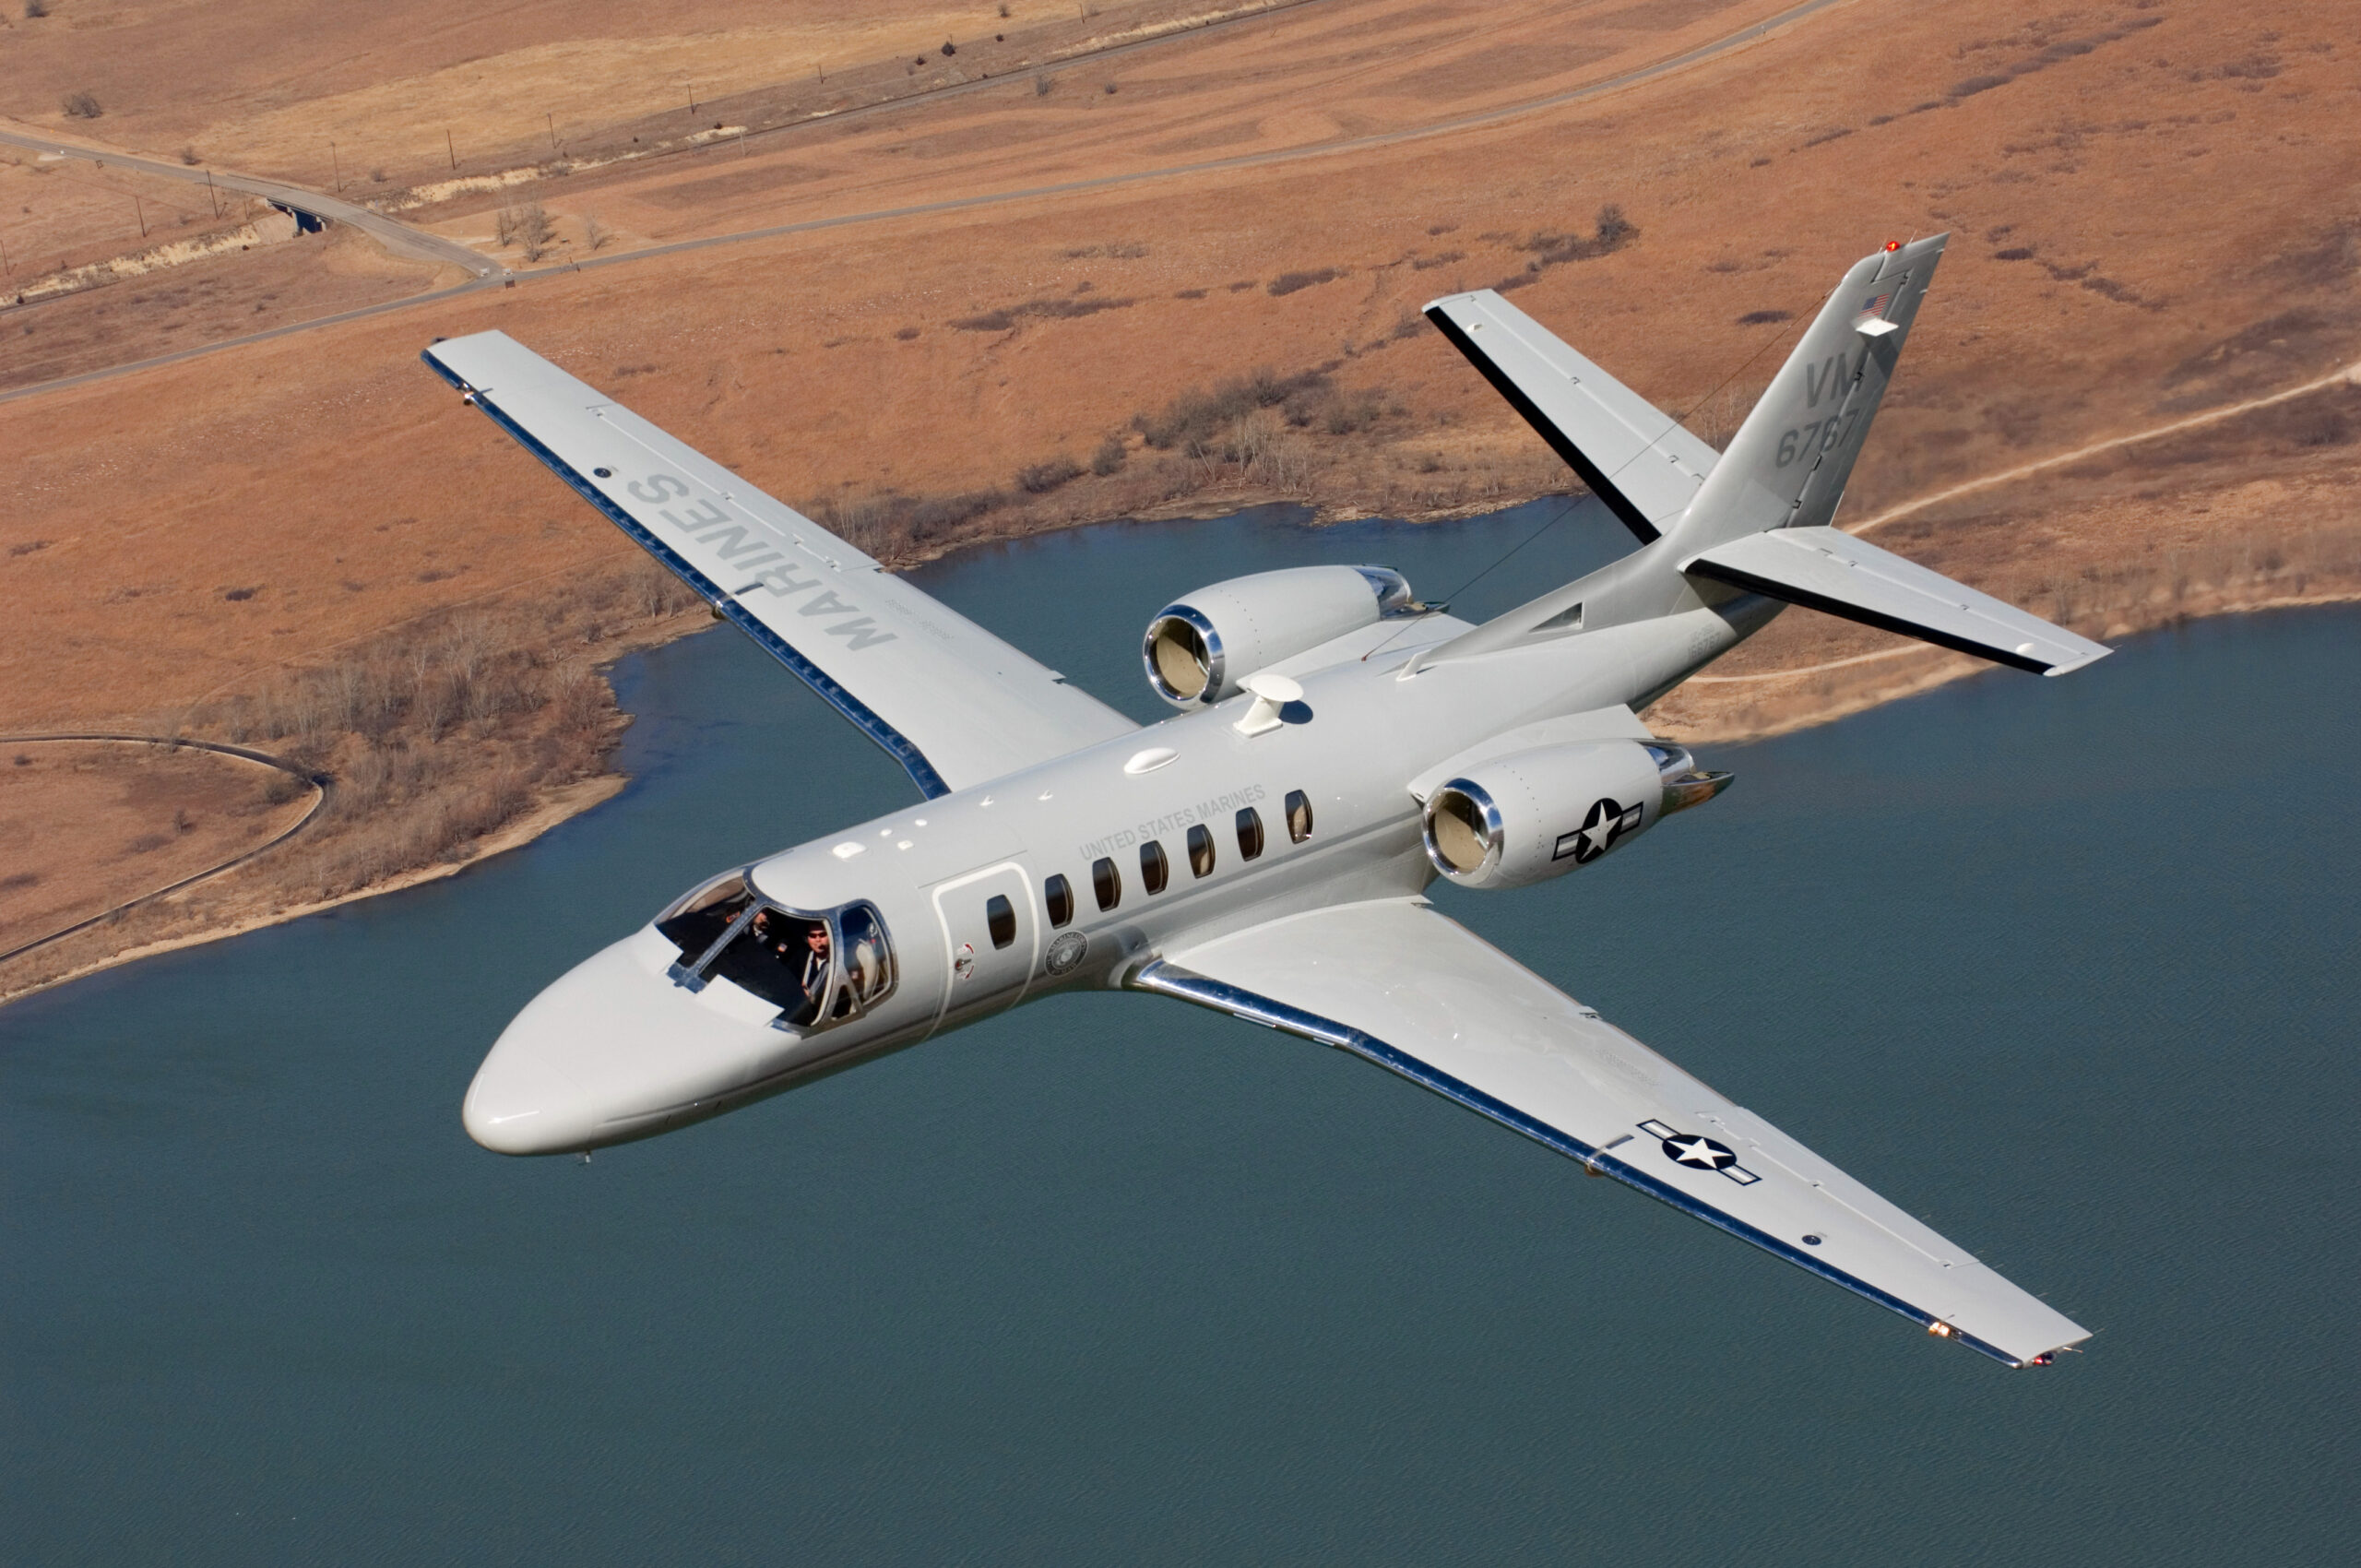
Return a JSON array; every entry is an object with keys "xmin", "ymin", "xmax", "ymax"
[{"xmin": 656, "ymin": 870, "xmax": 896, "ymax": 1031}]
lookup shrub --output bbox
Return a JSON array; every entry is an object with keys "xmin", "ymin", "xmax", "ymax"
[
  {"xmin": 1736, "ymin": 309, "xmax": 1791, "ymax": 325},
  {"xmin": 1091, "ymin": 434, "xmax": 1127, "ymax": 476},
  {"xmin": 948, "ymin": 294, "xmax": 1133, "ymax": 331},
  {"xmin": 62, "ymin": 90, "xmax": 101, "ymax": 119},
  {"xmin": 1017, "ymin": 456, "xmax": 1084, "ymax": 493},
  {"xmin": 1134, "ymin": 367, "xmax": 1331, "ymax": 453},
  {"xmin": 25, "ymin": 0, "xmax": 50, "ymax": 18},
  {"xmin": 179, "ymin": 146, "xmax": 200, "ymax": 166},
  {"xmin": 1267, "ymin": 267, "xmax": 1342, "ymax": 297},
  {"xmin": 1035, "ymin": 73, "xmax": 1053, "ymax": 97},
  {"xmin": 1948, "ymin": 74, "xmax": 2010, "ymax": 98}
]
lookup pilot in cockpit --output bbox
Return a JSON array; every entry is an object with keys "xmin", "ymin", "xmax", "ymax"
[{"xmin": 799, "ymin": 923, "xmax": 833, "ymax": 1016}]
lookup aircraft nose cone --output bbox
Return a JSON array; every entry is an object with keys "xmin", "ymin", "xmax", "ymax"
[
  {"xmin": 462, "ymin": 1033, "xmax": 587, "ymax": 1155},
  {"xmin": 463, "ymin": 938, "xmax": 664, "ymax": 1155},
  {"xmin": 463, "ymin": 932, "xmax": 782, "ymax": 1155}
]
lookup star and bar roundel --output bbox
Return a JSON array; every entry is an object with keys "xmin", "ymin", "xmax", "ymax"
[{"xmin": 1637, "ymin": 1119, "xmax": 1761, "ymax": 1185}]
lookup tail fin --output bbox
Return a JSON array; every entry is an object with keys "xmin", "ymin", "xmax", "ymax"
[
  {"xmin": 1424, "ymin": 291, "xmax": 1720, "ymax": 544},
  {"xmin": 1669, "ymin": 234, "xmax": 1946, "ymax": 552},
  {"xmin": 1669, "ymin": 234, "xmax": 2109, "ymax": 676},
  {"xmin": 1420, "ymin": 236, "xmax": 2110, "ymax": 678}
]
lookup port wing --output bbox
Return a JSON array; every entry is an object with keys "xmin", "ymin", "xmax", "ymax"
[
  {"xmin": 423, "ymin": 332, "xmax": 1136, "ymax": 798},
  {"xmin": 1424, "ymin": 290, "xmax": 1721, "ymax": 543},
  {"xmin": 1139, "ymin": 899, "xmax": 2091, "ymax": 1367}
]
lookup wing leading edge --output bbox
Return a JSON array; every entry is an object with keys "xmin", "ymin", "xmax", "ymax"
[
  {"xmin": 422, "ymin": 331, "xmax": 1137, "ymax": 797},
  {"xmin": 1140, "ymin": 899, "xmax": 2089, "ymax": 1367}
]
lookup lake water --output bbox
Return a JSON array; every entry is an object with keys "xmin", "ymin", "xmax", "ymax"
[{"xmin": 5, "ymin": 501, "xmax": 2355, "ymax": 1564}]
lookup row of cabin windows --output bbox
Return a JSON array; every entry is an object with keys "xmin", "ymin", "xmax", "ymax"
[{"xmin": 1031, "ymin": 790, "xmax": 1314, "ymax": 932}]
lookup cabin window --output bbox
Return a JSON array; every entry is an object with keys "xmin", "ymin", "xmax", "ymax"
[
  {"xmin": 1092, "ymin": 856, "xmax": 1121, "ymax": 910},
  {"xmin": 985, "ymin": 894, "xmax": 1016, "ymax": 949},
  {"xmin": 1236, "ymin": 807, "xmax": 1264, "ymax": 861},
  {"xmin": 1141, "ymin": 839, "xmax": 1169, "ymax": 895},
  {"xmin": 1186, "ymin": 824, "xmax": 1215, "ymax": 878},
  {"xmin": 1285, "ymin": 790, "xmax": 1314, "ymax": 844},
  {"xmin": 1044, "ymin": 873, "xmax": 1074, "ymax": 928}
]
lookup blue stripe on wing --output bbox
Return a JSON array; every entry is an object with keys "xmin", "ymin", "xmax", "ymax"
[{"xmin": 421, "ymin": 350, "xmax": 950, "ymax": 800}]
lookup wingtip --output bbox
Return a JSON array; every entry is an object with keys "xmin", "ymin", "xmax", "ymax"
[{"xmin": 2041, "ymin": 644, "xmax": 2113, "ymax": 677}]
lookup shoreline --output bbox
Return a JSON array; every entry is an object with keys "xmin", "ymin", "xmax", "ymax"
[{"xmin": 6, "ymin": 528, "xmax": 2354, "ymax": 1010}]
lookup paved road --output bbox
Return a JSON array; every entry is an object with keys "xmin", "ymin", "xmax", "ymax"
[
  {"xmin": 0, "ymin": 126, "xmax": 500, "ymax": 278},
  {"xmin": 0, "ymin": 0, "xmax": 1846, "ymax": 407}
]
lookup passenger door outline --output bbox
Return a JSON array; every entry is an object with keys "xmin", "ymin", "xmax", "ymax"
[{"xmin": 927, "ymin": 861, "xmax": 1038, "ymax": 1031}]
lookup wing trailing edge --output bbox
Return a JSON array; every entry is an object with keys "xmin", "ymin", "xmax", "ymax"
[{"xmin": 1139, "ymin": 898, "xmax": 2092, "ymax": 1367}]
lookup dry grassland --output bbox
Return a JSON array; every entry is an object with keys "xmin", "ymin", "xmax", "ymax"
[
  {"xmin": 2, "ymin": 0, "xmax": 2357, "ymax": 997},
  {"xmin": 0, "ymin": 739, "xmax": 312, "ymax": 954},
  {"xmin": 4, "ymin": 226, "xmax": 444, "ymax": 389}
]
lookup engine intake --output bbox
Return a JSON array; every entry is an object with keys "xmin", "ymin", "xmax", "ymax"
[
  {"xmin": 1423, "ymin": 741, "xmax": 1731, "ymax": 889},
  {"xmin": 1144, "ymin": 564, "xmax": 1414, "ymax": 707}
]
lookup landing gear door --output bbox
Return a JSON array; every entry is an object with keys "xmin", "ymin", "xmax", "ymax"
[{"xmin": 929, "ymin": 861, "xmax": 1037, "ymax": 1030}]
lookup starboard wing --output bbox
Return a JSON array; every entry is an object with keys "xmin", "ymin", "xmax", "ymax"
[
  {"xmin": 423, "ymin": 331, "xmax": 1137, "ymax": 797},
  {"xmin": 1138, "ymin": 898, "xmax": 2090, "ymax": 1366}
]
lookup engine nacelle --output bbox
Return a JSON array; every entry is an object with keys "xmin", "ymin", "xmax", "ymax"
[
  {"xmin": 1143, "ymin": 564, "xmax": 1414, "ymax": 707},
  {"xmin": 1422, "ymin": 740, "xmax": 1732, "ymax": 889}
]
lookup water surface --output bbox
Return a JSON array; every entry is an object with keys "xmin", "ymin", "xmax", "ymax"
[{"xmin": 5, "ymin": 501, "xmax": 2355, "ymax": 1563}]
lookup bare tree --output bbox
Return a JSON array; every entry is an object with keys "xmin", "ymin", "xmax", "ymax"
[
  {"xmin": 494, "ymin": 206, "xmax": 517, "ymax": 246},
  {"xmin": 515, "ymin": 202, "xmax": 552, "ymax": 262},
  {"xmin": 61, "ymin": 90, "xmax": 101, "ymax": 119},
  {"xmin": 582, "ymin": 210, "xmax": 611, "ymax": 252}
]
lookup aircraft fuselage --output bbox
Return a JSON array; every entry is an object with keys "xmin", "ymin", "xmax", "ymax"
[{"xmin": 463, "ymin": 594, "xmax": 1772, "ymax": 1154}]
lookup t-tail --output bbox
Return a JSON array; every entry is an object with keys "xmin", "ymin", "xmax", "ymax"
[{"xmin": 1422, "ymin": 236, "xmax": 2109, "ymax": 676}]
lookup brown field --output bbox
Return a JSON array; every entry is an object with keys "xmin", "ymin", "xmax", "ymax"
[
  {"xmin": 1, "ymin": 148, "xmax": 257, "ymax": 279},
  {"xmin": 0, "ymin": 737, "xmax": 312, "ymax": 956},
  {"xmin": 2, "ymin": 0, "xmax": 2357, "ymax": 998}
]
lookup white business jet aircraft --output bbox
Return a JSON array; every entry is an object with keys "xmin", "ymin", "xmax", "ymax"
[{"xmin": 425, "ymin": 235, "xmax": 2105, "ymax": 1367}]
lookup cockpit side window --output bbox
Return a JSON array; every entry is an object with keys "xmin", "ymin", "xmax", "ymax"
[{"xmin": 831, "ymin": 903, "xmax": 895, "ymax": 1019}]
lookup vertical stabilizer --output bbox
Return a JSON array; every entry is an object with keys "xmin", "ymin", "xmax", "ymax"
[{"xmin": 1667, "ymin": 234, "xmax": 1947, "ymax": 555}]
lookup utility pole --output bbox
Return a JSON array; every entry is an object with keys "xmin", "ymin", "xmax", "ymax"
[
  {"xmin": 134, "ymin": 194, "xmax": 146, "ymax": 237},
  {"xmin": 446, "ymin": 129, "xmax": 457, "ymax": 171},
  {"xmin": 688, "ymin": 82, "xmax": 698, "ymax": 114},
  {"xmin": 205, "ymin": 167, "xmax": 219, "ymax": 220},
  {"xmin": 2, "ymin": 232, "xmax": 12, "ymax": 277},
  {"xmin": 546, "ymin": 112, "xmax": 558, "ymax": 154},
  {"xmin": 329, "ymin": 139, "xmax": 340, "ymax": 191}
]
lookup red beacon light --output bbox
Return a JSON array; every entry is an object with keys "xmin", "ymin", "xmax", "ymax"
[{"xmin": 1883, "ymin": 240, "xmax": 1904, "ymax": 252}]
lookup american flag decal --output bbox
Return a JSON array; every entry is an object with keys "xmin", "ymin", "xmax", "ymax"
[{"xmin": 1855, "ymin": 291, "xmax": 1894, "ymax": 323}]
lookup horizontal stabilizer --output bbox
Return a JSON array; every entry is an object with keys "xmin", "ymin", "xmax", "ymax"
[
  {"xmin": 1425, "ymin": 291, "xmax": 1719, "ymax": 543},
  {"xmin": 1683, "ymin": 527, "xmax": 2110, "ymax": 675}
]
